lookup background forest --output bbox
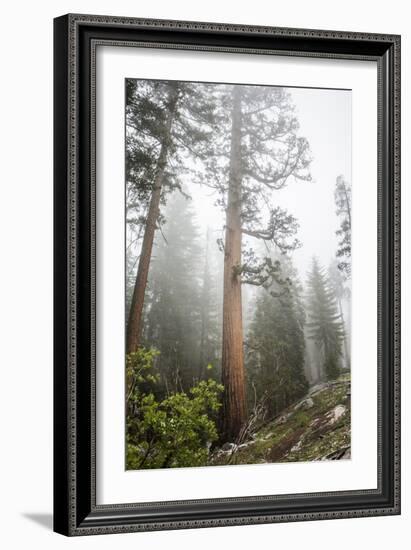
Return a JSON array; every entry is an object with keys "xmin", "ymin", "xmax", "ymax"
[{"xmin": 125, "ymin": 79, "xmax": 352, "ymax": 470}]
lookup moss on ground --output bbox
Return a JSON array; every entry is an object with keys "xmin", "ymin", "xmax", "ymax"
[{"xmin": 211, "ymin": 373, "xmax": 351, "ymax": 466}]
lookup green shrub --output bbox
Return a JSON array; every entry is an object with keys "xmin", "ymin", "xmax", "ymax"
[{"xmin": 126, "ymin": 348, "xmax": 223, "ymax": 469}]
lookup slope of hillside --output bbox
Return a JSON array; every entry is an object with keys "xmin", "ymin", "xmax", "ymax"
[{"xmin": 211, "ymin": 373, "xmax": 351, "ymax": 466}]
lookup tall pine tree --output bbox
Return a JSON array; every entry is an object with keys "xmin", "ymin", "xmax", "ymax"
[
  {"xmin": 126, "ymin": 80, "xmax": 218, "ymax": 352},
  {"xmin": 305, "ymin": 257, "xmax": 344, "ymax": 381},
  {"xmin": 328, "ymin": 259, "xmax": 351, "ymax": 371},
  {"xmin": 335, "ymin": 175, "xmax": 352, "ymax": 279},
  {"xmin": 246, "ymin": 256, "xmax": 308, "ymax": 417},
  {"xmin": 200, "ymin": 84, "xmax": 312, "ymax": 439},
  {"xmin": 142, "ymin": 191, "xmax": 202, "ymax": 392},
  {"xmin": 198, "ymin": 228, "xmax": 222, "ymax": 382}
]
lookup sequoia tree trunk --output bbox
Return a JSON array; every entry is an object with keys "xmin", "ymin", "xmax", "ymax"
[
  {"xmin": 221, "ymin": 87, "xmax": 247, "ymax": 441},
  {"xmin": 126, "ymin": 85, "xmax": 179, "ymax": 353}
]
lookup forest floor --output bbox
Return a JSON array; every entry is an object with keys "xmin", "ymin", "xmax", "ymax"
[{"xmin": 211, "ymin": 373, "xmax": 351, "ymax": 466}]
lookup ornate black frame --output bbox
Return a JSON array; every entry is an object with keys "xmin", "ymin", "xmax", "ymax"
[{"xmin": 53, "ymin": 13, "xmax": 401, "ymax": 536}]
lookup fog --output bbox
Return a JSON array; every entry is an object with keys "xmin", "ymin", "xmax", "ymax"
[
  {"xmin": 125, "ymin": 81, "xmax": 352, "ymax": 466},
  {"xmin": 126, "ymin": 81, "xmax": 351, "ymax": 396},
  {"xmin": 182, "ymin": 86, "xmax": 351, "ymax": 280}
]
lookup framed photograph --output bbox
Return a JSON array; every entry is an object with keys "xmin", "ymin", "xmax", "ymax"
[{"xmin": 53, "ymin": 14, "xmax": 401, "ymax": 536}]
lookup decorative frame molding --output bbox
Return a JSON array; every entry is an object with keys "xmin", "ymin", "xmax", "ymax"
[{"xmin": 54, "ymin": 13, "xmax": 400, "ymax": 536}]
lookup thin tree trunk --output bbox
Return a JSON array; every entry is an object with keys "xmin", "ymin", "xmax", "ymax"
[
  {"xmin": 126, "ymin": 85, "xmax": 179, "ymax": 353},
  {"xmin": 342, "ymin": 180, "xmax": 352, "ymax": 230},
  {"xmin": 221, "ymin": 87, "xmax": 247, "ymax": 441},
  {"xmin": 338, "ymin": 298, "xmax": 351, "ymax": 370}
]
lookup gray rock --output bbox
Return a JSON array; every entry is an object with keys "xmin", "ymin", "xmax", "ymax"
[
  {"xmin": 294, "ymin": 397, "xmax": 314, "ymax": 411},
  {"xmin": 326, "ymin": 404, "xmax": 347, "ymax": 425},
  {"xmin": 290, "ymin": 439, "xmax": 303, "ymax": 453},
  {"xmin": 275, "ymin": 414, "xmax": 290, "ymax": 425},
  {"xmin": 237, "ymin": 441, "xmax": 254, "ymax": 450},
  {"xmin": 221, "ymin": 442, "xmax": 237, "ymax": 452},
  {"xmin": 308, "ymin": 383, "xmax": 327, "ymax": 396}
]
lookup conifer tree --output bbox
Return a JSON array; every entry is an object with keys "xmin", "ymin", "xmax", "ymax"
[
  {"xmin": 200, "ymin": 84, "xmax": 311, "ymax": 439},
  {"xmin": 126, "ymin": 80, "xmax": 218, "ymax": 352},
  {"xmin": 306, "ymin": 257, "xmax": 344, "ymax": 380},
  {"xmin": 329, "ymin": 259, "xmax": 351, "ymax": 370},
  {"xmin": 246, "ymin": 257, "xmax": 308, "ymax": 417},
  {"xmin": 198, "ymin": 228, "xmax": 222, "ymax": 381},
  {"xmin": 143, "ymin": 192, "xmax": 202, "ymax": 392},
  {"xmin": 335, "ymin": 175, "xmax": 352, "ymax": 278}
]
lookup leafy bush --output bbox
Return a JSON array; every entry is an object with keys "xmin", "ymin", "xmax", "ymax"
[{"xmin": 126, "ymin": 348, "xmax": 223, "ymax": 469}]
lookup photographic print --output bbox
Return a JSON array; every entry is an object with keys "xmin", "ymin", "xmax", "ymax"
[
  {"xmin": 54, "ymin": 16, "xmax": 400, "ymax": 534},
  {"xmin": 125, "ymin": 79, "xmax": 352, "ymax": 470}
]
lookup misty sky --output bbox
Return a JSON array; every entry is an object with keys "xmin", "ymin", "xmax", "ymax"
[{"xmin": 186, "ymin": 85, "xmax": 351, "ymax": 281}]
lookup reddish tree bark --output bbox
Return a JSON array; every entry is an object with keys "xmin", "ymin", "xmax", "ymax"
[
  {"xmin": 126, "ymin": 86, "xmax": 179, "ymax": 353},
  {"xmin": 221, "ymin": 87, "xmax": 248, "ymax": 441}
]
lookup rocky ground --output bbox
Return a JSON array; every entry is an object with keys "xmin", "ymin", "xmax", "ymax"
[{"xmin": 211, "ymin": 373, "xmax": 351, "ymax": 466}]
